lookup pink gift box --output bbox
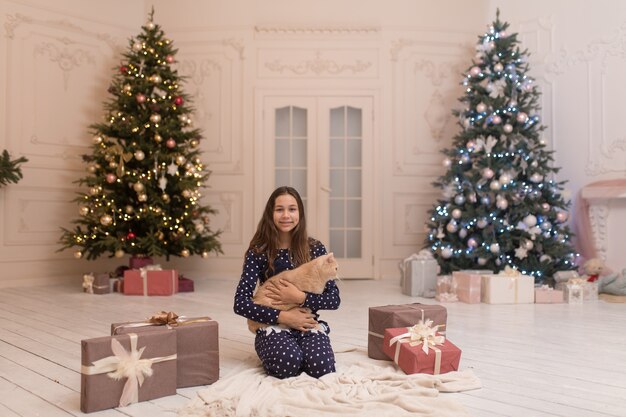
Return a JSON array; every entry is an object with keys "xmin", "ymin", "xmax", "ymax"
[
  {"xmin": 534, "ymin": 286, "xmax": 564, "ymax": 303},
  {"xmin": 129, "ymin": 256, "xmax": 154, "ymax": 269},
  {"xmin": 453, "ymin": 270, "xmax": 490, "ymax": 304},
  {"xmin": 178, "ymin": 276, "xmax": 195, "ymax": 292},
  {"xmin": 123, "ymin": 269, "xmax": 179, "ymax": 296},
  {"xmin": 382, "ymin": 327, "xmax": 461, "ymax": 375}
]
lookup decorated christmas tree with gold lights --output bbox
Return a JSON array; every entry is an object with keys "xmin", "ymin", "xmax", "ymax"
[
  {"xmin": 424, "ymin": 11, "xmax": 576, "ymax": 282},
  {"xmin": 59, "ymin": 10, "xmax": 221, "ymax": 260}
]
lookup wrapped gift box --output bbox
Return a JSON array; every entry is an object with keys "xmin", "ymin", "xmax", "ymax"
[
  {"xmin": 82, "ymin": 273, "xmax": 110, "ymax": 295},
  {"xmin": 382, "ymin": 327, "xmax": 461, "ymax": 375},
  {"xmin": 368, "ymin": 303, "xmax": 447, "ymax": 360},
  {"xmin": 534, "ymin": 285, "xmax": 564, "ymax": 303},
  {"xmin": 112, "ymin": 313, "xmax": 219, "ymax": 388},
  {"xmin": 563, "ymin": 281, "xmax": 584, "ymax": 304},
  {"xmin": 129, "ymin": 256, "xmax": 154, "ymax": 269},
  {"xmin": 179, "ymin": 276, "xmax": 195, "ymax": 292},
  {"xmin": 453, "ymin": 270, "xmax": 491, "ymax": 304},
  {"xmin": 481, "ymin": 271, "xmax": 534, "ymax": 304},
  {"xmin": 400, "ymin": 255, "xmax": 438, "ymax": 297},
  {"xmin": 554, "ymin": 278, "xmax": 598, "ymax": 303},
  {"xmin": 80, "ymin": 330, "xmax": 176, "ymax": 413},
  {"xmin": 435, "ymin": 275, "xmax": 458, "ymax": 302},
  {"xmin": 124, "ymin": 269, "xmax": 178, "ymax": 296}
]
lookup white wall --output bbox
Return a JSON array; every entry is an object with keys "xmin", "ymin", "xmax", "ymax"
[{"xmin": 1, "ymin": 0, "xmax": 624, "ymax": 288}]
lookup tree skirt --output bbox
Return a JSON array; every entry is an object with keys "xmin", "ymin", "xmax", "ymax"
[{"xmin": 178, "ymin": 348, "xmax": 481, "ymax": 417}]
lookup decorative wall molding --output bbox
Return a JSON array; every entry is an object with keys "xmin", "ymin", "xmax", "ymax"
[
  {"xmin": 264, "ymin": 50, "xmax": 372, "ymax": 76},
  {"xmin": 588, "ymin": 203, "xmax": 609, "ymax": 261},
  {"xmin": 5, "ymin": 13, "xmax": 122, "ymax": 51},
  {"xmin": 391, "ymin": 36, "xmax": 470, "ymax": 176},
  {"xmin": 254, "ymin": 25, "xmax": 380, "ymax": 38},
  {"xmin": 34, "ymin": 41, "xmax": 96, "ymax": 90},
  {"xmin": 544, "ymin": 22, "xmax": 626, "ymax": 176},
  {"xmin": 175, "ymin": 38, "xmax": 245, "ymax": 174}
]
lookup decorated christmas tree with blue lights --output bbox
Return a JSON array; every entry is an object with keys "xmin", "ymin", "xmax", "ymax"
[{"xmin": 425, "ymin": 11, "xmax": 577, "ymax": 282}]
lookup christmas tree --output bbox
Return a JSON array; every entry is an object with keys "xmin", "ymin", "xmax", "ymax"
[
  {"xmin": 59, "ymin": 10, "xmax": 222, "ymax": 261},
  {"xmin": 425, "ymin": 10, "xmax": 577, "ymax": 282}
]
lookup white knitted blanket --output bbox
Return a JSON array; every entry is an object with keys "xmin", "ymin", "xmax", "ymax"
[{"xmin": 178, "ymin": 348, "xmax": 481, "ymax": 417}]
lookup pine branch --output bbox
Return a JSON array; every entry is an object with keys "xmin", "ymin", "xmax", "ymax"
[{"xmin": 0, "ymin": 150, "xmax": 28, "ymax": 188}]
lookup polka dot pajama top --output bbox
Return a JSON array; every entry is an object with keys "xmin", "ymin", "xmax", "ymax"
[{"xmin": 233, "ymin": 241, "xmax": 341, "ymax": 378}]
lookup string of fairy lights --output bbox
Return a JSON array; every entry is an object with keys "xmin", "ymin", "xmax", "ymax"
[
  {"xmin": 63, "ymin": 16, "xmax": 217, "ymax": 260},
  {"xmin": 426, "ymin": 21, "xmax": 577, "ymax": 278}
]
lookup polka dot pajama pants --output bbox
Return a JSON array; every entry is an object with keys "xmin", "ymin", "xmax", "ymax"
[{"xmin": 254, "ymin": 328, "xmax": 336, "ymax": 379}]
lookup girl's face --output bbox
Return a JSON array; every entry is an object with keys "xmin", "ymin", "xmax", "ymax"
[{"xmin": 273, "ymin": 194, "xmax": 300, "ymax": 235}]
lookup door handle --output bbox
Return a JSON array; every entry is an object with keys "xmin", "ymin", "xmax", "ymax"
[{"xmin": 320, "ymin": 186, "xmax": 332, "ymax": 193}]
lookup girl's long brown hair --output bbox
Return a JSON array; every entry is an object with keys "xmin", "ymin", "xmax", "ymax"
[{"xmin": 249, "ymin": 186, "xmax": 311, "ymax": 278}]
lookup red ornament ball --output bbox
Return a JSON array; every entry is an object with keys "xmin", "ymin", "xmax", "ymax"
[
  {"xmin": 120, "ymin": 65, "xmax": 128, "ymax": 74},
  {"xmin": 136, "ymin": 93, "xmax": 146, "ymax": 104},
  {"xmin": 174, "ymin": 96, "xmax": 184, "ymax": 106},
  {"xmin": 105, "ymin": 173, "xmax": 117, "ymax": 183},
  {"xmin": 126, "ymin": 231, "xmax": 136, "ymax": 240},
  {"xmin": 166, "ymin": 55, "xmax": 174, "ymax": 63},
  {"xmin": 166, "ymin": 138, "xmax": 176, "ymax": 149}
]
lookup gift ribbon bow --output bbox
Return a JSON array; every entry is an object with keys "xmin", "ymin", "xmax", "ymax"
[
  {"xmin": 137, "ymin": 265, "xmax": 167, "ymax": 296},
  {"xmin": 82, "ymin": 274, "xmax": 95, "ymax": 294},
  {"xmin": 499, "ymin": 266, "xmax": 520, "ymax": 276},
  {"xmin": 112, "ymin": 311, "xmax": 213, "ymax": 334},
  {"xmin": 81, "ymin": 333, "xmax": 176, "ymax": 407},
  {"xmin": 107, "ymin": 144, "xmax": 133, "ymax": 177},
  {"xmin": 389, "ymin": 319, "xmax": 445, "ymax": 355},
  {"xmin": 567, "ymin": 278, "xmax": 587, "ymax": 286}
]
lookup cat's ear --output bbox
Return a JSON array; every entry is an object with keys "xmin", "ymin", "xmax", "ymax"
[{"xmin": 327, "ymin": 252, "xmax": 335, "ymax": 262}]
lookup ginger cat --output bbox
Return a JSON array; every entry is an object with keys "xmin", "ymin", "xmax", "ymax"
[{"xmin": 247, "ymin": 253, "xmax": 339, "ymax": 333}]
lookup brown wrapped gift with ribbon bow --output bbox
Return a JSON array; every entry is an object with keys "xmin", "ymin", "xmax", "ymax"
[
  {"xmin": 368, "ymin": 303, "xmax": 447, "ymax": 360},
  {"xmin": 111, "ymin": 311, "xmax": 219, "ymax": 388},
  {"xmin": 80, "ymin": 330, "xmax": 176, "ymax": 413}
]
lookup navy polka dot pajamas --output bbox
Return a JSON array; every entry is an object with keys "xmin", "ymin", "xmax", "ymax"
[{"xmin": 233, "ymin": 242, "xmax": 341, "ymax": 379}]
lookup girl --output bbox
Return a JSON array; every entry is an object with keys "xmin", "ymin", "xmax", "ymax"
[{"xmin": 233, "ymin": 186, "xmax": 340, "ymax": 379}]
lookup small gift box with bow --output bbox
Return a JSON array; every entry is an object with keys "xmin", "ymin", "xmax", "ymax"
[
  {"xmin": 368, "ymin": 303, "xmax": 447, "ymax": 360},
  {"xmin": 82, "ymin": 273, "xmax": 110, "ymax": 295},
  {"xmin": 80, "ymin": 330, "xmax": 176, "ymax": 413},
  {"xmin": 382, "ymin": 320, "xmax": 461, "ymax": 375},
  {"xmin": 481, "ymin": 266, "xmax": 534, "ymax": 304},
  {"xmin": 556, "ymin": 278, "xmax": 598, "ymax": 302},
  {"xmin": 129, "ymin": 255, "xmax": 154, "ymax": 269},
  {"xmin": 178, "ymin": 275, "xmax": 195, "ymax": 292},
  {"xmin": 534, "ymin": 285, "xmax": 564, "ymax": 303},
  {"xmin": 124, "ymin": 265, "xmax": 178, "ymax": 296},
  {"xmin": 111, "ymin": 311, "xmax": 219, "ymax": 388},
  {"xmin": 452, "ymin": 270, "xmax": 491, "ymax": 304},
  {"xmin": 399, "ymin": 250, "xmax": 438, "ymax": 298}
]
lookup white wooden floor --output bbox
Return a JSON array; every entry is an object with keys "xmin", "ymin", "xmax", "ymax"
[{"xmin": 0, "ymin": 278, "xmax": 624, "ymax": 417}]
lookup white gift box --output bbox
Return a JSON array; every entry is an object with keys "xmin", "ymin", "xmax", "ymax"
[
  {"xmin": 556, "ymin": 280, "xmax": 598, "ymax": 302},
  {"xmin": 400, "ymin": 254, "xmax": 438, "ymax": 298},
  {"xmin": 481, "ymin": 271, "xmax": 534, "ymax": 304},
  {"xmin": 564, "ymin": 282, "xmax": 584, "ymax": 304}
]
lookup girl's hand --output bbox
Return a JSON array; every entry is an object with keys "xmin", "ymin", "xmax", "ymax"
[
  {"xmin": 266, "ymin": 279, "xmax": 306, "ymax": 306},
  {"xmin": 277, "ymin": 307, "xmax": 318, "ymax": 332}
]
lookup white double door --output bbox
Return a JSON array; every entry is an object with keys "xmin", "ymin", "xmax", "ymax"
[{"xmin": 257, "ymin": 93, "xmax": 374, "ymax": 278}]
